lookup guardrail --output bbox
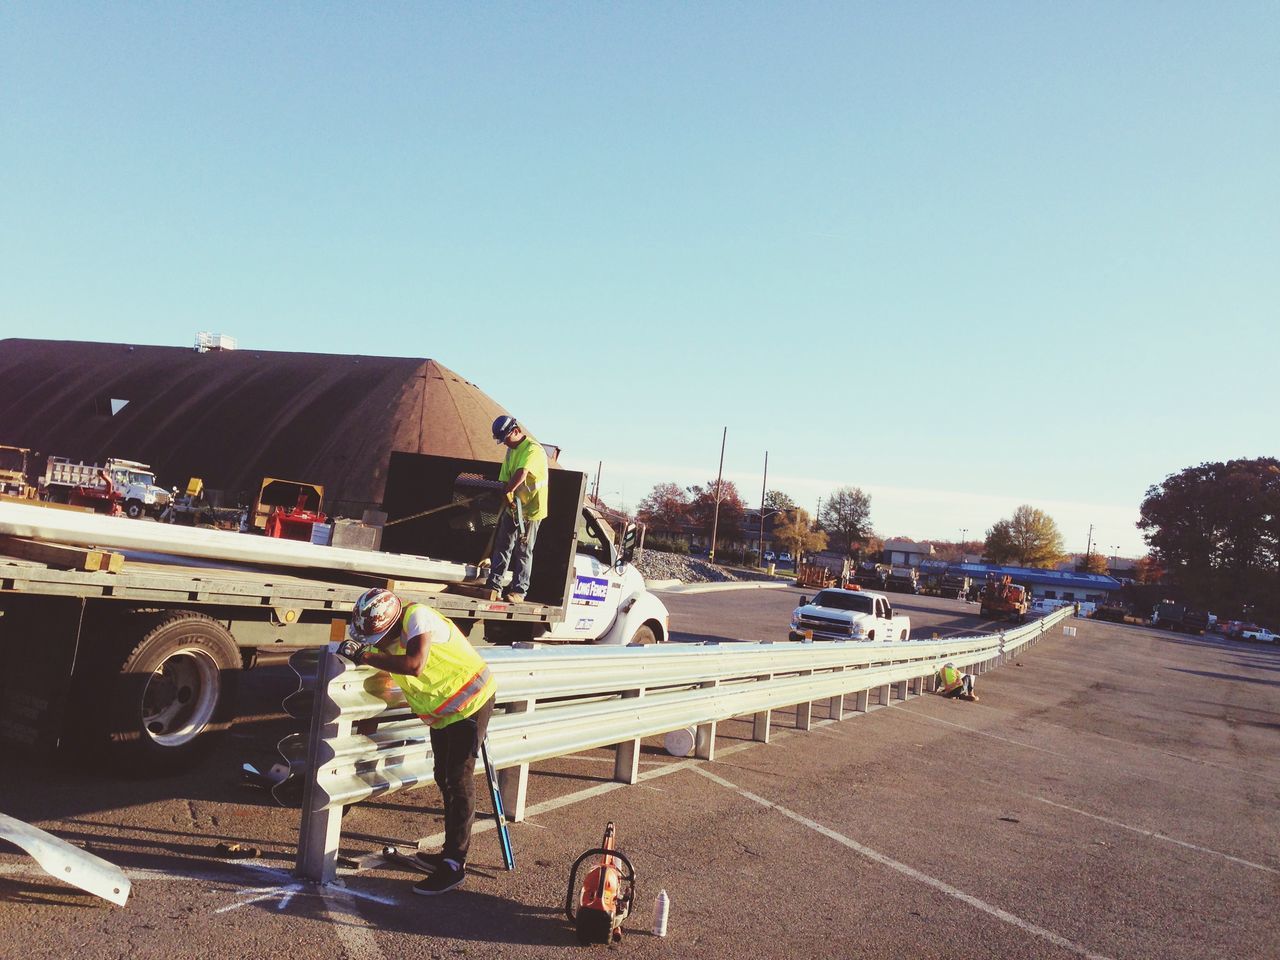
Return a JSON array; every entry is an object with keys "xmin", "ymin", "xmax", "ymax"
[{"xmin": 290, "ymin": 605, "xmax": 1075, "ymax": 881}]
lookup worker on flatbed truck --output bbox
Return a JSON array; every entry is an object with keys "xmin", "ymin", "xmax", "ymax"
[
  {"xmin": 484, "ymin": 415, "xmax": 549, "ymax": 603},
  {"xmin": 338, "ymin": 587, "xmax": 496, "ymax": 895},
  {"xmin": 935, "ymin": 661, "xmax": 978, "ymax": 701}
]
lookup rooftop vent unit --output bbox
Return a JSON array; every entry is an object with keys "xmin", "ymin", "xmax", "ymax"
[{"xmin": 195, "ymin": 332, "xmax": 238, "ymax": 353}]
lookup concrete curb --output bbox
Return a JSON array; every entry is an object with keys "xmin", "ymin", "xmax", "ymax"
[{"xmin": 649, "ymin": 580, "xmax": 793, "ymax": 595}]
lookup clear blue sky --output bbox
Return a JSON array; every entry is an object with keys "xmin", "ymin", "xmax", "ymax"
[{"xmin": 4, "ymin": 2, "xmax": 1276, "ymax": 557}]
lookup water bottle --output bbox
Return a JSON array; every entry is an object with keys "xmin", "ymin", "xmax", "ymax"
[{"xmin": 652, "ymin": 888, "xmax": 670, "ymax": 937}]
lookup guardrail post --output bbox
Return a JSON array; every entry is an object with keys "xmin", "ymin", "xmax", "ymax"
[
  {"xmin": 828, "ymin": 666, "xmax": 847, "ymax": 721},
  {"xmin": 894, "ymin": 679, "xmax": 908, "ymax": 701},
  {"xmin": 498, "ymin": 698, "xmax": 533, "ymax": 822},
  {"xmin": 855, "ymin": 689, "xmax": 870, "ymax": 713},
  {"xmin": 295, "ymin": 652, "xmax": 349, "ymax": 883},
  {"xmin": 752, "ymin": 674, "xmax": 772, "ymax": 742},
  {"xmin": 695, "ymin": 680, "xmax": 717, "ymax": 761},
  {"xmin": 796, "ymin": 670, "xmax": 813, "ymax": 730},
  {"xmin": 876, "ymin": 683, "xmax": 891, "ymax": 708},
  {"xmin": 909, "ymin": 676, "xmax": 923, "ymax": 696},
  {"xmin": 613, "ymin": 689, "xmax": 643, "ymax": 785}
]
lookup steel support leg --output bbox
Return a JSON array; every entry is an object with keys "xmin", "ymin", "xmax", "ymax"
[{"xmin": 498, "ymin": 699, "xmax": 533, "ymax": 822}]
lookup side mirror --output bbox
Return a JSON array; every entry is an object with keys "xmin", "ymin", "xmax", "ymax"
[
  {"xmin": 799, "ymin": 596, "xmax": 809, "ymax": 606},
  {"xmin": 618, "ymin": 522, "xmax": 639, "ymax": 568}
]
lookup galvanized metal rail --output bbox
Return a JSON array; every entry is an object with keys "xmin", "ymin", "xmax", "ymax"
[{"xmin": 290, "ymin": 605, "xmax": 1076, "ymax": 881}]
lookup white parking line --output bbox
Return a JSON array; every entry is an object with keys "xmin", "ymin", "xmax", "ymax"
[
  {"xmin": 1030, "ymin": 795, "xmax": 1279, "ymax": 875},
  {"xmin": 693, "ymin": 766, "xmax": 1116, "ymax": 960}
]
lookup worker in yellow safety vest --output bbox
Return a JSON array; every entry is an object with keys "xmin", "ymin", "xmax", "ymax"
[
  {"xmin": 935, "ymin": 661, "xmax": 978, "ymax": 702},
  {"xmin": 484, "ymin": 415, "xmax": 549, "ymax": 603},
  {"xmin": 339, "ymin": 587, "xmax": 496, "ymax": 895}
]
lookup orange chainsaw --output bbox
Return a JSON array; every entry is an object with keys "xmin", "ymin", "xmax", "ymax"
[{"xmin": 565, "ymin": 822, "xmax": 636, "ymax": 945}]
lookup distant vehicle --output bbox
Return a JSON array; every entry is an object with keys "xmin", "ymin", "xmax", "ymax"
[
  {"xmin": 763, "ymin": 551, "xmax": 776, "ymax": 562},
  {"xmin": 1150, "ymin": 600, "xmax": 1210, "ymax": 635},
  {"xmin": 778, "ymin": 552, "xmax": 793, "ymax": 563},
  {"xmin": 884, "ymin": 565, "xmax": 920, "ymax": 595},
  {"xmin": 853, "ymin": 562, "xmax": 889, "ymax": 590},
  {"xmin": 1241, "ymin": 626, "xmax": 1276, "ymax": 643},
  {"xmin": 789, "ymin": 588, "xmax": 911, "ymax": 643},
  {"xmin": 0, "ymin": 445, "xmax": 33, "ymax": 498},
  {"xmin": 980, "ymin": 576, "xmax": 1030, "ymax": 622},
  {"xmin": 40, "ymin": 456, "xmax": 171, "ymax": 518}
]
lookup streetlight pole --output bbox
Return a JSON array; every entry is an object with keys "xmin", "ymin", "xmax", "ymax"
[
  {"xmin": 708, "ymin": 427, "xmax": 726, "ymax": 563},
  {"xmin": 758, "ymin": 450, "xmax": 768, "ymax": 568}
]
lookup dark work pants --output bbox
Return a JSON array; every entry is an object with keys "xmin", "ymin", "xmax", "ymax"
[
  {"xmin": 486, "ymin": 510, "xmax": 541, "ymax": 596},
  {"xmin": 428, "ymin": 696, "xmax": 494, "ymax": 865}
]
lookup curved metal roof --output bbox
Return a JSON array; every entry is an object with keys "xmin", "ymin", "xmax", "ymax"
[{"xmin": 0, "ymin": 338, "xmax": 512, "ymax": 513}]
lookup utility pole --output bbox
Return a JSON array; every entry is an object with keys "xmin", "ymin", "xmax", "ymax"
[
  {"xmin": 1086, "ymin": 523, "xmax": 1094, "ymax": 562},
  {"xmin": 758, "ymin": 450, "xmax": 768, "ymax": 568},
  {"xmin": 592, "ymin": 461, "xmax": 602, "ymax": 502},
  {"xmin": 708, "ymin": 427, "xmax": 727, "ymax": 563}
]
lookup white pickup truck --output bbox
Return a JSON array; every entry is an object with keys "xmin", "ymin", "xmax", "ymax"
[{"xmin": 789, "ymin": 588, "xmax": 911, "ymax": 642}]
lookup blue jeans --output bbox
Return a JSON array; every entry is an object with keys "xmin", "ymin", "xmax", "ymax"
[{"xmin": 486, "ymin": 509, "xmax": 541, "ymax": 596}]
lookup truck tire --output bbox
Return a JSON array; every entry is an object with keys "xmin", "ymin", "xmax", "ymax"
[
  {"xmin": 104, "ymin": 612, "xmax": 241, "ymax": 773},
  {"xmin": 628, "ymin": 624, "xmax": 658, "ymax": 646},
  {"xmin": 125, "ymin": 498, "xmax": 145, "ymax": 519}
]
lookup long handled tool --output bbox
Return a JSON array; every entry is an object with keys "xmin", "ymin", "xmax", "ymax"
[{"xmin": 481, "ymin": 738, "xmax": 515, "ymax": 870}]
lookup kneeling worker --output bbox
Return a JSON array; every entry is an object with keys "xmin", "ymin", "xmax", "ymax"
[
  {"xmin": 338, "ymin": 588, "xmax": 496, "ymax": 895},
  {"xmin": 935, "ymin": 661, "xmax": 978, "ymax": 701}
]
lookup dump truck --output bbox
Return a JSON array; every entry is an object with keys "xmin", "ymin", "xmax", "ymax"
[
  {"xmin": 939, "ymin": 571, "xmax": 972, "ymax": 600},
  {"xmin": 979, "ymin": 575, "xmax": 1030, "ymax": 622},
  {"xmin": 1150, "ymin": 600, "xmax": 1209, "ymax": 635},
  {"xmin": 884, "ymin": 565, "xmax": 920, "ymax": 594},
  {"xmin": 0, "ymin": 454, "xmax": 668, "ymax": 772},
  {"xmin": 852, "ymin": 562, "xmax": 889, "ymax": 590},
  {"xmin": 39, "ymin": 457, "xmax": 171, "ymax": 518}
]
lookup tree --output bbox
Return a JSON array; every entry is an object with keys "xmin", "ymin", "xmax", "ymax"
[
  {"xmin": 1138, "ymin": 457, "xmax": 1280, "ymax": 619},
  {"xmin": 771, "ymin": 508, "xmax": 828, "ymax": 560},
  {"xmin": 687, "ymin": 479, "xmax": 746, "ymax": 551},
  {"xmin": 1134, "ymin": 553, "xmax": 1165, "ymax": 585},
  {"xmin": 983, "ymin": 505, "xmax": 1065, "ymax": 568},
  {"xmin": 1077, "ymin": 552, "xmax": 1109, "ymax": 575},
  {"xmin": 635, "ymin": 482, "xmax": 689, "ymax": 537},
  {"xmin": 817, "ymin": 486, "xmax": 873, "ymax": 555},
  {"xmin": 764, "ymin": 490, "xmax": 796, "ymax": 511}
]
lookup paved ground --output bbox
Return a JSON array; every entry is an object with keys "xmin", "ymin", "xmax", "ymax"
[{"xmin": 2, "ymin": 600, "xmax": 1277, "ymax": 960}]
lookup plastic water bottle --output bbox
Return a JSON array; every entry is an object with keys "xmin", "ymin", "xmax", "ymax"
[{"xmin": 652, "ymin": 888, "xmax": 670, "ymax": 937}]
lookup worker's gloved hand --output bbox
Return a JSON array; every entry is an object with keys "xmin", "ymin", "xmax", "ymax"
[{"xmin": 337, "ymin": 639, "xmax": 372, "ymax": 664}]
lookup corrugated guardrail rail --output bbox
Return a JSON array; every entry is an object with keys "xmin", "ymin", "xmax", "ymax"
[{"xmin": 290, "ymin": 605, "xmax": 1076, "ymax": 880}]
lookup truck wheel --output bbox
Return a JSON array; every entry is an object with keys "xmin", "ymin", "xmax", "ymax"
[
  {"xmin": 628, "ymin": 624, "xmax": 658, "ymax": 646},
  {"xmin": 105, "ymin": 612, "xmax": 241, "ymax": 772},
  {"xmin": 125, "ymin": 499, "xmax": 145, "ymax": 519}
]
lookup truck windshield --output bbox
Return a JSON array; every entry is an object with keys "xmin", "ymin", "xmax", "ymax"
[
  {"xmin": 0, "ymin": 449, "xmax": 24, "ymax": 472},
  {"xmin": 811, "ymin": 591, "xmax": 874, "ymax": 614}
]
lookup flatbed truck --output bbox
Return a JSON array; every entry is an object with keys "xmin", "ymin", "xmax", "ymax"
[{"xmin": 0, "ymin": 455, "xmax": 668, "ymax": 772}]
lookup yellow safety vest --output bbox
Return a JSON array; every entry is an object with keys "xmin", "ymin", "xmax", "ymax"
[
  {"xmin": 938, "ymin": 665, "xmax": 963, "ymax": 692},
  {"xmin": 387, "ymin": 603, "xmax": 496, "ymax": 728}
]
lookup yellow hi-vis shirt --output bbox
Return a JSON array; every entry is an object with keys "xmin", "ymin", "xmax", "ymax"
[
  {"xmin": 386, "ymin": 603, "xmax": 495, "ymax": 728},
  {"xmin": 499, "ymin": 434, "xmax": 549, "ymax": 522}
]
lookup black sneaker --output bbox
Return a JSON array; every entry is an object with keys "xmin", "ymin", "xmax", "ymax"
[{"xmin": 413, "ymin": 861, "xmax": 465, "ymax": 895}]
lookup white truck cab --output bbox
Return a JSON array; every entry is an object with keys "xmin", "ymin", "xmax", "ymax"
[
  {"xmin": 789, "ymin": 587, "xmax": 911, "ymax": 643},
  {"xmin": 540, "ymin": 507, "xmax": 670, "ymax": 645}
]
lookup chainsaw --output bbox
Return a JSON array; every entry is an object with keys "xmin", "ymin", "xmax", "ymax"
[{"xmin": 564, "ymin": 821, "xmax": 635, "ymax": 945}]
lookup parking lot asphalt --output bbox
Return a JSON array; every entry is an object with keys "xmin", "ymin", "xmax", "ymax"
[{"xmin": 2, "ymin": 594, "xmax": 1277, "ymax": 960}]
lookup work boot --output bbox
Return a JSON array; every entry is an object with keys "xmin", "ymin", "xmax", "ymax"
[
  {"xmin": 504, "ymin": 591, "xmax": 525, "ymax": 603},
  {"xmin": 413, "ymin": 860, "xmax": 465, "ymax": 895}
]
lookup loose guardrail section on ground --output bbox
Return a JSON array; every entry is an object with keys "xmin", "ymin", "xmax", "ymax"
[{"xmin": 288, "ymin": 605, "xmax": 1077, "ymax": 881}]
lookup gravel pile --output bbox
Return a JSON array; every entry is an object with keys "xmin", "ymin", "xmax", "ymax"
[{"xmin": 634, "ymin": 550, "xmax": 778, "ymax": 584}]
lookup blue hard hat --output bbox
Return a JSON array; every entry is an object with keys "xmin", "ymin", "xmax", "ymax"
[{"xmin": 491, "ymin": 415, "xmax": 518, "ymax": 442}]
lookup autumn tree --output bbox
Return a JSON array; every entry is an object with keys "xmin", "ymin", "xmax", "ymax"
[
  {"xmin": 1077, "ymin": 553, "xmax": 1109, "ymax": 574},
  {"xmin": 1134, "ymin": 553, "xmax": 1165, "ymax": 585},
  {"xmin": 771, "ymin": 508, "xmax": 828, "ymax": 560},
  {"xmin": 687, "ymin": 479, "xmax": 746, "ymax": 553},
  {"xmin": 1138, "ymin": 457, "xmax": 1280, "ymax": 619},
  {"xmin": 635, "ymin": 482, "xmax": 689, "ymax": 538},
  {"xmin": 818, "ymin": 486, "xmax": 873, "ymax": 555},
  {"xmin": 983, "ymin": 505, "xmax": 1065, "ymax": 568}
]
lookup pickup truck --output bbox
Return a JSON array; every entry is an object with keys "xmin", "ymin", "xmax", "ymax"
[
  {"xmin": 788, "ymin": 588, "xmax": 911, "ymax": 643},
  {"xmin": 1241, "ymin": 626, "xmax": 1276, "ymax": 643}
]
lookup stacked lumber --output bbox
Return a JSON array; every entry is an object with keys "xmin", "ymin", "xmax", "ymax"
[{"xmin": 0, "ymin": 535, "xmax": 125, "ymax": 573}]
